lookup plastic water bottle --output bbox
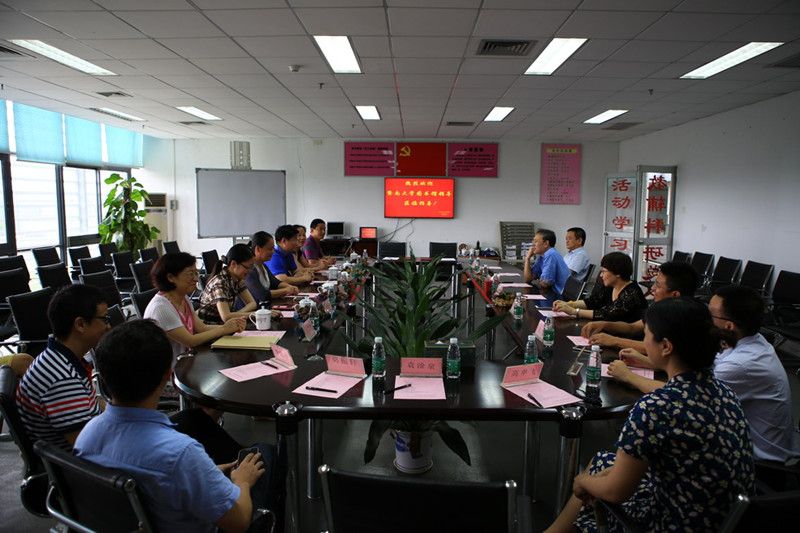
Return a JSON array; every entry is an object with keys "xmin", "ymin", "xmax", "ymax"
[
  {"xmin": 524, "ymin": 334, "xmax": 538, "ymax": 364},
  {"xmin": 309, "ymin": 303, "xmax": 320, "ymax": 333},
  {"xmin": 586, "ymin": 344, "xmax": 602, "ymax": 391},
  {"xmin": 446, "ymin": 337, "xmax": 461, "ymax": 379},
  {"xmin": 362, "ymin": 248, "xmax": 369, "ymax": 263},
  {"xmin": 513, "ymin": 292, "xmax": 524, "ymax": 321},
  {"xmin": 491, "ymin": 274, "xmax": 500, "ymax": 295},
  {"xmin": 543, "ymin": 317, "xmax": 555, "ymax": 347},
  {"xmin": 372, "ymin": 337, "xmax": 386, "ymax": 378}
]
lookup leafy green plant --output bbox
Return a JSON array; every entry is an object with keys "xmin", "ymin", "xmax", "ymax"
[{"xmin": 98, "ymin": 173, "xmax": 159, "ymax": 256}]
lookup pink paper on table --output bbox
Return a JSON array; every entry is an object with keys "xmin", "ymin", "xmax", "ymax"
[
  {"xmin": 539, "ymin": 310, "xmax": 570, "ymax": 318},
  {"xmin": 280, "ymin": 311, "xmax": 295, "ymax": 318},
  {"xmin": 311, "ymin": 280, "xmax": 337, "ymax": 285},
  {"xmin": 219, "ymin": 360, "xmax": 292, "ymax": 382},
  {"xmin": 498, "ymin": 282, "xmax": 531, "ymax": 290},
  {"xmin": 534, "ymin": 320, "xmax": 544, "ymax": 341},
  {"xmin": 298, "ymin": 292, "xmax": 318, "ymax": 297},
  {"xmin": 601, "ymin": 363, "xmax": 654, "ymax": 379},
  {"xmin": 293, "ymin": 372, "xmax": 364, "ymax": 398},
  {"xmin": 567, "ymin": 335, "xmax": 590, "ymax": 346},
  {"xmin": 523, "ymin": 294, "xmax": 547, "ymax": 300},
  {"xmin": 392, "ymin": 376, "xmax": 446, "ymax": 400},
  {"xmin": 496, "ymin": 272, "xmax": 520, "ymax": 278},
  {"xmin": 486, "ymin": 266, "xmax": 502, "ymax": 270},
  {"xmin": 234, "ymin": 331, "xmax": 286, "ymax": 340},
  {"xmin": 502, "ymin": 380, "xmax": 581, "ymax": 408},
  {"xmin": 326, "ymin": 354, "xmax": 366, "ymax": 376}
]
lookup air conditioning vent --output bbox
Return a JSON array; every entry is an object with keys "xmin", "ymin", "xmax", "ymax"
[
  {"xmin": 603, "ymin": 122, "xmax": 642, "ymax": 131},
  {"xmin": 90, "ymin": 107, "xmax": 138, "ymax": 121},
  {"xmin": 96, "ymin": 91, "xmax": 132, "ymax": 97},
  {"xmin": 0, "ymin": 44, "xmax": 31, "ymax": 58},
  {"xmin": 446, "ymin": 121, "xmax": 475, "ymax": 127},
  {"xmin": 770, "ymin": 52, "xmax": 800, "ymax": 69},
  {"xmin": 476, "ymin": 39, "xmax": 535, "ymax": 57},
  {"xmin": 179, "ymin": 121, "xmax": 209, "ymax": 126}
]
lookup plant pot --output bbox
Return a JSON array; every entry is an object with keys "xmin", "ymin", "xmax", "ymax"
[{"xmin": 391, "ymin": 430, "xmax": 433, "ymax": 474}]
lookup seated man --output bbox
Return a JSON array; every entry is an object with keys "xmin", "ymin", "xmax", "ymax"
[
  {"xmin": 523, "ymin": 229, "xmax": 571, "ymax": 295},
  {"xmin": 581, "ymin": 261, "xmax": 698, "ymax": 352},
  {"xmin": 563, "ymin": 227, "xmax": 591, "ymax": 281},
  {"xmin": 302, "ymin": 219, "xmax": 336, "ymax": 268},
  {"xmin": 266, "ymin": 224, "xmax": 313, "ymax": 286},
  {"xmin": 16, "ymin": 284, "xmax": 109, "ymax": 450},
  {"xmin": 75, "ymin": 320, "xmax": 280, "ymax": 532}
]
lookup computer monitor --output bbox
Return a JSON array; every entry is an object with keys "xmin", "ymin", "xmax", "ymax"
[
  {"xmin": 327, "ymin": 221, "xmax": 345, "ymax": 238},
  {"xmin": 360, "ymin": 226, "xmax": 377, "ymax": 239}
]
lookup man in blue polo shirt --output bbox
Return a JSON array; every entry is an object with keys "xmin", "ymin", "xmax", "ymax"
[
  {"xmin": 523, "ymin": 229, "xmax": 571, "ymax": 295},
  {"xmin": 266, "ymin": 224, "xmax": 312, "ymax": 286}
]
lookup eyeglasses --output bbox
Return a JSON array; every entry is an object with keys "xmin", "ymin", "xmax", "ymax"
[
  {"xmin": 181, "ymin": 269, "xmax": 200, "ymax": 279},
  {"xmin": 93, "ymin": 314, "xmax": 111, "ymax": 325},
  {"xmin": 710, "ymin": 314, "xmax": 732, "ymax": 322}
]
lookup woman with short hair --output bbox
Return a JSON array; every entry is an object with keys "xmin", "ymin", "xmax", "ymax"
[{"xmin": 197, "ymin": 244, "xmax": 258, "ymax": 324}]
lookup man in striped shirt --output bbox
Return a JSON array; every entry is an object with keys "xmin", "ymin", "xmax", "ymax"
[{"xmin": 16, "ymin": 284, "xmax": 109, "ymax": 450}]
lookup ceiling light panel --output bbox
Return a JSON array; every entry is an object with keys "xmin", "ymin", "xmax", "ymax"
[
  {"xmin": 584, "ymin": 109, "xmax": 629, "ymax": 124},
  {"xmin": 176, "ymin": 106, "xmax": 222, "ymax": 121},
  {"xmin": 525, "ymin": 38, "xmax": 587, "ymax": 76},
  {"xmin": 355, "ymin": 105, "xmax": 380, "ymax": 120},
  {"xmin": 680, "ymin": 42, "xmax": 784, "ymax": 79},
  {"xmin": 314, "ymin": 36, "xmax": 361, "ymax": 74},
  {"xmin": 9, "ymin": 39, "xmax": 116, "ymax": 76},
  {"xmin": 484, "ymin": 106, "xmax": 514, "ymax": 122}
]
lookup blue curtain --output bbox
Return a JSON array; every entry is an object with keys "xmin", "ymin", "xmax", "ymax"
[
  {"xmin": 65, "ymin": 115, "xmax": 102, "ymax": 166},
  {"xmin": 13, "ymin": 103, "xmax": 65, "ymax": 164},
  {"xmin": 105, "ymin": 125, "xmax": 143, "ymax": 168},
  {"xmin": 0, "ymin": 100, "xmax": 8, "ymax": 154}
]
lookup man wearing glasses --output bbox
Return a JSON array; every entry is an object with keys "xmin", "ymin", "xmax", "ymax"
[{"xmin": 16, "ymin": 284, "xmax": 109, "ymax": 450}]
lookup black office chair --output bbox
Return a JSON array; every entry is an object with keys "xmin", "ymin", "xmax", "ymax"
[
  {"xmin": 162, "ymin": 241, "xmax": 180, "ymax": 255},
  {"xmin": 0, "ymin": 366, "xmax": 49, "ymax": 517},
  {"xmin": 8, "ymin": 287, "xmax": 54, "ymax": 356},
  {"xmin": 31, "ymin": 246, "xmax": 61, "ymax": 268},
  {"xmin": 36, "ymin": 262, "xmax": 72, "ymax": 291},
  {"xmin": 107, "ymin": 304, "xmax": 126, "ymax": 328},
  {"xmin": 130, "ymin": 259, "xmax": 155, "ymax": 293},
  {"xmin": 378, "ymin": 241, "xmax": 407, "ymax": 259},
  {"xmin": 132, "ymin": 288, "xmax": 157, "ymax": 318},
  {"xmin": 0, "ymin": 255, "xmax": 31, "ymax": 282},
  {"xmin": 34, "ymin": 440, "xmax": 156, "ymax": 533},
  {"xmin": 717, "ymin": 490, "xmax": 800, "ymax": 532},
  {"xmin": 201, "ymin": 250, "xmax": 219, "ymax": 275},
  {"xmin": 689, "ymin": 252, "xmax": 715, "ymax": 283},
  {"xmin": 79, "ymin": 256, "xmax": 109, "ymax": 276},
  {"xmin": 319, "ymin": 464, "xmax": 526, "ymax": 533},
  {"xmin": 581, "ymin": 264, "xmax": 596, "ymax": 298},
  {"xmin": 67, "ymin": 246, "xmax": 91, "ymax": 280},
  {"xmin": 429, "ymin": 242, "xmax": 458, "ymax": 259},
  {"xmin": 739, "ymin": 260, "xmax": 774, "ymax": 295},
  {"xmin": 562, "ymin": 275, "xmax": 585, "ymax": 301},
  {"xmin": 0, "ymin": 268, "xmax": 30, "ymax": 349},
  {"xmin": 696, "ymin": 257, "xmax": 743, "ymax": 300},
  {"xmin": 79, "ymin": 270, "xmax": 124, "ymax": 309},
  {"xmin": 139, "ymin": 247, "xmax": 159, "ymax": 263},
  {"xmin": 98, "ymin": 242, "xmax": 118, "ymax": 265},
  {"xmin": 766, "ymin": 270, "xmax": 800, "ymax": 327},
  {"xmin": 672, "ymin": 250, "xmax": 692, "ymax": 263},
  {"xmin": 111, "ymin": 251, "xmax": 136, "ymax": 295}
]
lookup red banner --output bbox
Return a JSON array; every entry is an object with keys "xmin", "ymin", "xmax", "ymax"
[
  {"xmin": 395, "ymin": 142, "xmax": 446, "ymax": 176},
  {"xmin": 384, "ymin": 178, "xmax": 454, "ymax": 219}
]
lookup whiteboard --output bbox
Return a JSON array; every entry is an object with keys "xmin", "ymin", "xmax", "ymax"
[{"xmin": 196, "ymin": 169, "xmax": 286, "ymax": 238}]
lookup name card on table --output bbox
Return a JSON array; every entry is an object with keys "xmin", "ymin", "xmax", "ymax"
[
  {"xmin": 496, "ymin": 272, "xmax": 521, "ymax": 278},
  {"xmin": 534, "ymin": 320, "xmax": 544, "ymax": 341},
  {"xmin": 325, "ymin": 354, "xmax": 367, "ymax": 377},
  {"xmin": 539, "ymin": 310, "xmax": 570, "ymax": 318},
  {"xmin": 322, "ymin": 299, "xmax": 333, "ymax": 313},
  {"xmin": 567, "ymin": 335, "xmax": 590, "ymax": 346},
  {"xmin": 501, "ymin": 363, "xmax": 544, "ymax": 386},
  {"xmin": 302, "ymin": 319, "xmax": 317, "ymax": 341},
  {"xmin": 497, "ymin": 282, "xmax": 531, "ymax": 291},
  {"xmin": 280, "ymin": 310, "xmax": 295, "ymax": 318},
  {"xmin": 311, "ymin": 280, "xmax": 338, "ymax": 285},
  {"xmin": 523, "ymin": 294, "xmax": 547, "ymax": 300},
  {"xmin": 400, "ymin": 357, "xmax": 442, "ymax": 377},
  {"xmin": 272, "ymin": 344, "xmax": 296, "ymax": 368},
  {"xmin": 298, "ymin": 292, "xmax": 318, "ymax": 297}
]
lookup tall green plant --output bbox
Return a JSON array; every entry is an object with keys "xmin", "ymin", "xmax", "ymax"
[{"xmin": 98, "ymin": 173, "xmax": 159, "ymax": 255}]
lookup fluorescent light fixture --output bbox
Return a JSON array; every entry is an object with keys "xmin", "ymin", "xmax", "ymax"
[
  {"xmin": 176, "ymin": 106, "xmax": 222, "ymax": 121},
  {"xmin": 355, "ymin": 105, "xmax": 380, "ymax": 120},
  {"xmin": 525, "ymin": 38, "xmax": 587, "ymax": 75},
  {"xmin": 680, "ymin": 42, "xmax": 784, "ymax": 79},
  {"xmin": 314, "ymin": 36, "xmax": 361, "ymax": 74},
  {"xmin": 99, "ymin": 107, "xmax": 145, "ymax": 121},
  {"xmin": 9, "ymin": 39, "xmax": 116, "ymax": 76},
  {"xmin": 484, "ymin": 106, "xmax": 514, "ymax": 122},
  {"xmin": 584, "ymin": 109, "xmax": 628, "ymax": 124}
]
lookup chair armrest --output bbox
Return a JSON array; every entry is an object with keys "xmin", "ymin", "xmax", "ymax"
[
  {"xmin": 251, "ymin": 508, "xmax": 275, "ymax": 533},
  {"xmin": 595, "ymin": 500, "xmax": 646, "ymax": 533}
]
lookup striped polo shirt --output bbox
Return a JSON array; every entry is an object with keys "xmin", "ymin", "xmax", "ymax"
[{"xmin": 16, "ymin": 337, "xmax": 100, "ymax": 450}]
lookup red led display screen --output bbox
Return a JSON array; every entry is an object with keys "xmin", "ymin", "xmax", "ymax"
[{"xmin": 384, "ymin": 178, "xmax": 454, "ymax": 219}]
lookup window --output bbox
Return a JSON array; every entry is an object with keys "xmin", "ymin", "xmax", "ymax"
[
  {"xmin": 63, "ymin": 167, "xmax": 100, "ymax": 237},
  {"xmin": 100, "ymin": 169, "xmax": 128, "ymax": 214},
  {"xmin": 11, "ymin": 156, "xmax": 58, "ymax": 250}
]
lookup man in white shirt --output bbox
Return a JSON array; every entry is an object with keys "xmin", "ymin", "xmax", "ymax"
[{"xmin": 563, "ymin": 227, "xmax": 590, "ymax": 281}]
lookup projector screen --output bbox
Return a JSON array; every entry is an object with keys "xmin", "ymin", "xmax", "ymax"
[
  {"xmin": 196, "ymin": 169, "xmax": 285, "ymax": 238},
  {"xmin": 384, "ymin": 177, "xmax": 454, "ymax": 219}
]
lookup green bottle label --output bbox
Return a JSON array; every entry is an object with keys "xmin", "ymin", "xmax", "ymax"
[
  {"xmin": 372, "ymin": 358, "xmax": 385, "ymax": 373},
  {"xmin": 586, "ymin": 366, "xmax": 601, "ymax": 382},
  {"xmin": 447, "ymin": 358, "xmax": 460, "ymax": 374}
]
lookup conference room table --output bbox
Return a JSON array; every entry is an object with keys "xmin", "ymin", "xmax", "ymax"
[{"xmin": 173, "ymin": 258, "xmax": 644, "ymax": 532}]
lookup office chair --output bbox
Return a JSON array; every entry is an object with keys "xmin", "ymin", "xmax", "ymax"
[
  {"xmin": 162, "ymin": 241, "xmax": 180, "ymax": 254},
  {"xmin": 36, "ymin": 262, "xmax": 72, "ymax": 291},
  {"xmin": 130, "ymin": 260, "xmax": 155, "ymax": 293},
  {"xmin": 7, "ymin": 287, "xmax": 54, "ymax": 356},
  {"xmin": 378, "ymin": 241, "xmax": 406, "ymax": 259},
  {"xmin": 139, "ymin": 247, "xmax": 159, "ymax": 263},
  {"xmin": 31, "ymin": 246, "xmax": 61, "ymax": 268}
]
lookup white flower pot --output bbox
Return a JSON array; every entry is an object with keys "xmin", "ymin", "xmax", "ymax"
[{"xmin": 392, "ymin": 430, "xmax": 433, "ymax": 474}]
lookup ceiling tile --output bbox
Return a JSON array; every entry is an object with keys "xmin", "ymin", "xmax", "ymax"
[
  {"xmin": 272, "ymin": 73, "xmax": 337, "ymax": 88},
  {"xmin": 235, "ymin": 36, "xmax": 319, "ymax": 57},
  {"xmin": 359, "ymin": 58, "xmax": 395, "ymax": 74},
  {"xmin": 192, "ymin": 58, "xmax": 266, "ymax": 75},
  {"xmin": 587, "ymin": 61, "xmax": 670, "ymax": 78},
  {"xmin": 83, "ymin": 39, "xmax": 178, "ymax": 59},
  {"xmin": 107, "ymin": 76, "xmax": 174, "ymax": 89},
  {"xmin": 557, "ymin": 11, "xmax": 662, "ymax": 39},
  {"xmin": 203, "ymin": 9, "xmax": 304, "ymax": 37},
  {"xmin": 156, "ymin": 38, "xmax": 248, "ymax": 58},
  {"xmin": 96, "ymin": 0, "xmax": 194, "ymax": 9},
  {"xmin": 459, "ymin": 58, "xmax": 530, "ymax": 75},
  {"xmin": 0, "ymin": 60, "xmax": 88, "ymax": 77},
  {"xmin": 20, "ymin": 11, "xmax": 144, "ymax": 38},
  {"xmin": 217, "ymin": 74, "xmax": 284, "ymax": 88},
  {"xmin": 337, "ymin": 74, "xmax": 396, "ymax": 87},
  {"xmin": 256, "ymin": 57, "xmax": 330, "ymax": 75},
  {"xmin": 0, "ymin": 14, "xmax": 65, "ymax": 39},
  {"xmin": 387, "ymin": 1, "xmax": 481, "ymax": 8},
  {"xmin": 720, "ymin": 14, "xmax": 800, "ymax": 42},
  {"xmin": 4, "ymin": 0, "xmax": 101, "ymax": 11},
  {"xmin": 294, "ymin": 8, "xmax": 388, "ymax": 35},
  {"xmin": 569, "ymin": 76, "xmax": 633, "ymax": 90},
  {"xmin": 388, "ymin": 8, "xmax": 478, "ymax": 36},
  {"xmin": 391, "ymin": 37, "xmax": 468, "ymax": 57},
  {"xmin": 196, "ymin": 0, "xmax": 286, "ymax": 7},
  {"xmin": 156, "ymin": 75, "xmax": 225, "ymax": 88},
  {"xmin": 570, "ymin": 39, "xmax": 627, "ymax": 61},
  {"xmin": 114, "ymin": 11, "xmax": 224, "ymax": 38},
  {"xmin": 394, "ymin": 58, "xmax": 461, "ymax": 74},
  {"xmin": 610, "ymin": 40, "xmax": 705, "ymax": 62},
  {"xmin": 182, "ymin": 86, "xmax": 245, "ymax": 99},
  {"xmin": 672, "ymin": 0, "xmax": 782, "ymax": 14},
  {"xmin": 126, "ymin": 58, "xmax": 206, "ymax": 75},
  {"xmin": 396, "ymin": 74, "xmax": 455, "ymax": 87},
  {"xmin": 474, "ymin": 9, "xmax": 571, "ymax": 38},
  {"xmin": 638, "ymin": 13, "xmax": 753, "ymax": 41},
  {"xmin": 351, "ymin": 36, "xmax": 392, "ymax": 58}
]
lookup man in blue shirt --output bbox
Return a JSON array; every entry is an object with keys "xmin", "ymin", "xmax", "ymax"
[
  {"xmin": 523, "ymin": 229, "xmax": 571, "ymax": 295},
  {"xmin": 75, "ymin": 320, "xmax": 277, "ymax": 532},
  {"xmin": 266, "ymin": 224, "xmax": 312, "ymax": 286},
  {"xmin": 563, "ymin": 227, "xmax": 591, "ymax": 281}
]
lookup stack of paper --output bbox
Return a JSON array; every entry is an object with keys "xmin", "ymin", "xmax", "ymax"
[{"xmin": 211, "ymin": 335, "xmax": 277, "ymax": 351}]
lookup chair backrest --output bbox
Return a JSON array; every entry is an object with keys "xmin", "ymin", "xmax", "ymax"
[
  {"xmin": 162, "ymin": 241, "xmax": 180, "ymax": 254},
  {"xmin": 718, "ymin": 491, "xmax": 800, "ymax": 533},
  {"xmin": 0, "ymin": 267, "xmax": 31, "ymax": 302},
  {"xmin": 130, "ymin": 260, "xmax": 154, "ymax": 293},
  {"xmin": 429, "ymin": 242, "xmax": 458, "ymax": 259},
  {"xmin": 771, "ymin": 270, "xmax": 800, "ymax": 305},
  {"xmin": 8, "ymin": 287, "xmax": 54, "ymax": 355},
  {"xmin": 79, "ymin": 256, "xmax": 109, "ymax": 276},
  {"xmin": 111, "ymin": 251, "xmax": 135, "ymax": 279},
  {"xmin": 36, "ymin": 262, "xmax": 72, "ymax": 291},
  {"xmin": 79, "ymin": 270, "xmax": 122, "ymax": 309},
  {"xmin": 98, "ymin": 242, "xmax": 117, "ymax": 263},
  {"xmin": 107, "ymin": 304, "xmax": 126, "ymax": 328},
  {"xmin": 0, "ymin": 255, "xmax": 30, "ymax": 281},
  {"xmin": 132, "ymin": 288, "xmax": 157, "ymax": 318},
  {"xmin": 201, "ymin": 250, "xmax": 219, "ymax": 274},
  {"xmin": 34, "ymin": 440, "xmax": 155, "ymax": 533},
  {"xmin": 584, "ymin": 263, "xmax": 596, "ymax": 283},
  {"xmin": 378, "ymin": 241, "xmax": 407, "ymax": 259},
  {"xmin": 139, "ymin": 247, "xmax": 159, "ymax": 263},
  {"xmin": 319, "ymin": 465, "xmax": 517, "ymax": 533},
  {"xmin": 67, "ymin": 246, "xmax": 91, "ymax": 268},
  {"xmin": 672, "ymin": 250, "xmax": 692, "ymax": 263},
  {"xmin": 739, "ymin": 260, "xmax": 774, "ymax": 294},
  {"xmin": 690, "ymin": 251, "xmax": 715, "ymax": 278},
  {"xmin": 32, "ymin": 246, "xmax": 61, "ymax": 267},
  {"xmin": 0, "ymin": 366, "xmax": 41, "ymax": 477},
  {"xmin": 711, "ymin": 256, "xmax": 743, "ymax": 286},
  {"xmin": 561, "ymin": 275, "xmax": 584, "ymax": 301}
]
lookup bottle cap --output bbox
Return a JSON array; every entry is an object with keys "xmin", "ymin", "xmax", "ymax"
[
  {"xmin": 528, "ymin": 335, "xmax": 536, "ymax": 342},
  {"xmin": 450, "ymin": 337, "xmax": 458, "ymax": 344},
  {"xmin": 591, "ymin": 344, "xmax": 600, "ymax": 350},
  {"xmin": 516, "ymin": 291, "xmax": 522, "ymax": 296},
  {"xmin": 375, "ymin": 336, "xmax": 383, "ymax": 343}
]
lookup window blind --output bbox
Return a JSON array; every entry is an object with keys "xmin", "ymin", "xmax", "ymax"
[
  {"xmin": 0, "ymin": 100, "xmax": 8, "ymax": 153},
  {"xmin": 105, "ymin": 125, "xmax": 143, "ymax": 168},
  {"xmin": 65, "ymin": 115, "xmax": 102, "ymax": 166},
  {"xmin": 13, "ymin": 103, "xmax": 65, "ymax": 164}
]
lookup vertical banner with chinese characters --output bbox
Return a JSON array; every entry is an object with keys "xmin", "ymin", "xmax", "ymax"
[
  {"xmin": 635, "ymin": 167, "xmax": 676, "ymax": 283},
  {"xmin": 603, "ymin": 174, "xmax": 639, "ymax": 259},
  {"xmin": 540, "ymin": 143, "xmax": 581, "ymax": 205}
]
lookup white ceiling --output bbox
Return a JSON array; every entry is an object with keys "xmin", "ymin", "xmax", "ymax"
[{"xmin": 0, "ymin": 0, "xmax": 799, "ymax": 141}]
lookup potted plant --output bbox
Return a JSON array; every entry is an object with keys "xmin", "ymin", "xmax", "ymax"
[
  {"xmin": 98, "ymin": 173, "xmax": 160, "ymax": 257},
  {"xmin": 344, "ymin": 255, "xmax": 504, "ymax": 473}
]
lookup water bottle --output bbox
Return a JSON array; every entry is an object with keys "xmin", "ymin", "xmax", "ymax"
[
  {"xmin": 362, "ymin": 248, "xmax": 369, "ymax": 263},
  {"xmin": 491, "ymin": 274, "xmax": 500, "ymax": 295},
  {"xmin": 446, "ymin": 337, "xmax": 461, "ymax": 379},
  {"xmin": 524, "ymin": 334, "xmax": 538, "ymax": 364},
  {"xmin": 543, "ymin": 317, "xmax": 555, "ymax": 347},
  {"xmin": 513, "ymin": 292, "xmax": 524, "ymax": 321},
  {"xmin": 309, "ymin": 303, "xmax": 320, "ymax": 333},
  {"xmin": 586, "ymin": 344, "xmax": 602, "ymax": 391},
  {"xmin": 372, "ymin": 336, "xmax": 386, "ymax": 378}
]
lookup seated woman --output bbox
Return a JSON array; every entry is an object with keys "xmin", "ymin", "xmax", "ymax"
[
  {"xmin": 292, "ymin": 225, "xmax": 325, "ymax": 273},
  {"xmin": 247, "ymin": 231, "xmax": 300, "ymax": 304},
  {"xmin": 554, "ymin": 252, "xmax": 647, "ymax": 323},
  {"xmin": 144, "ymin": 252, "xmax": 246, "ymax": 359},
  {"xmin": 197, "ymin": 244, "xmax": 258, "ymax": 325},
  {"xmin": 546, "ymin": 298, "xmax": 754, "ymax": 533}
]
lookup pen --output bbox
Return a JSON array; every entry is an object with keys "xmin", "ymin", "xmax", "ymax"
[
  {"xmin": 383, "ymin": 383, "xmax": 412, "ymax": 395},
  {"xmin": 527, "ymin": 393, "xmax": 543, "ymax": 408},
  {"xmin": 306, "ymin": 386, "xmax": 337, "ymax": 393},
  {"xmin": 261, "ymin": 360, "xmax": 278, "ymax": 369}
]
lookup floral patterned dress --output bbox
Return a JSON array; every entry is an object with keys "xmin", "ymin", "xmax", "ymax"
[{"xmin": 576, "ymin": 370, "xmax": 754, "ymax": 532}]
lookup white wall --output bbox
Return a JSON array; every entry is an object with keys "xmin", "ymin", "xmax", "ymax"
[
  {"xmin": 140, "ymin": 137, "xmax": 619, "ymax": 264},
  {"xmin": 619, "ymin": 90, "xmax": 800, "ymax": 279}
]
